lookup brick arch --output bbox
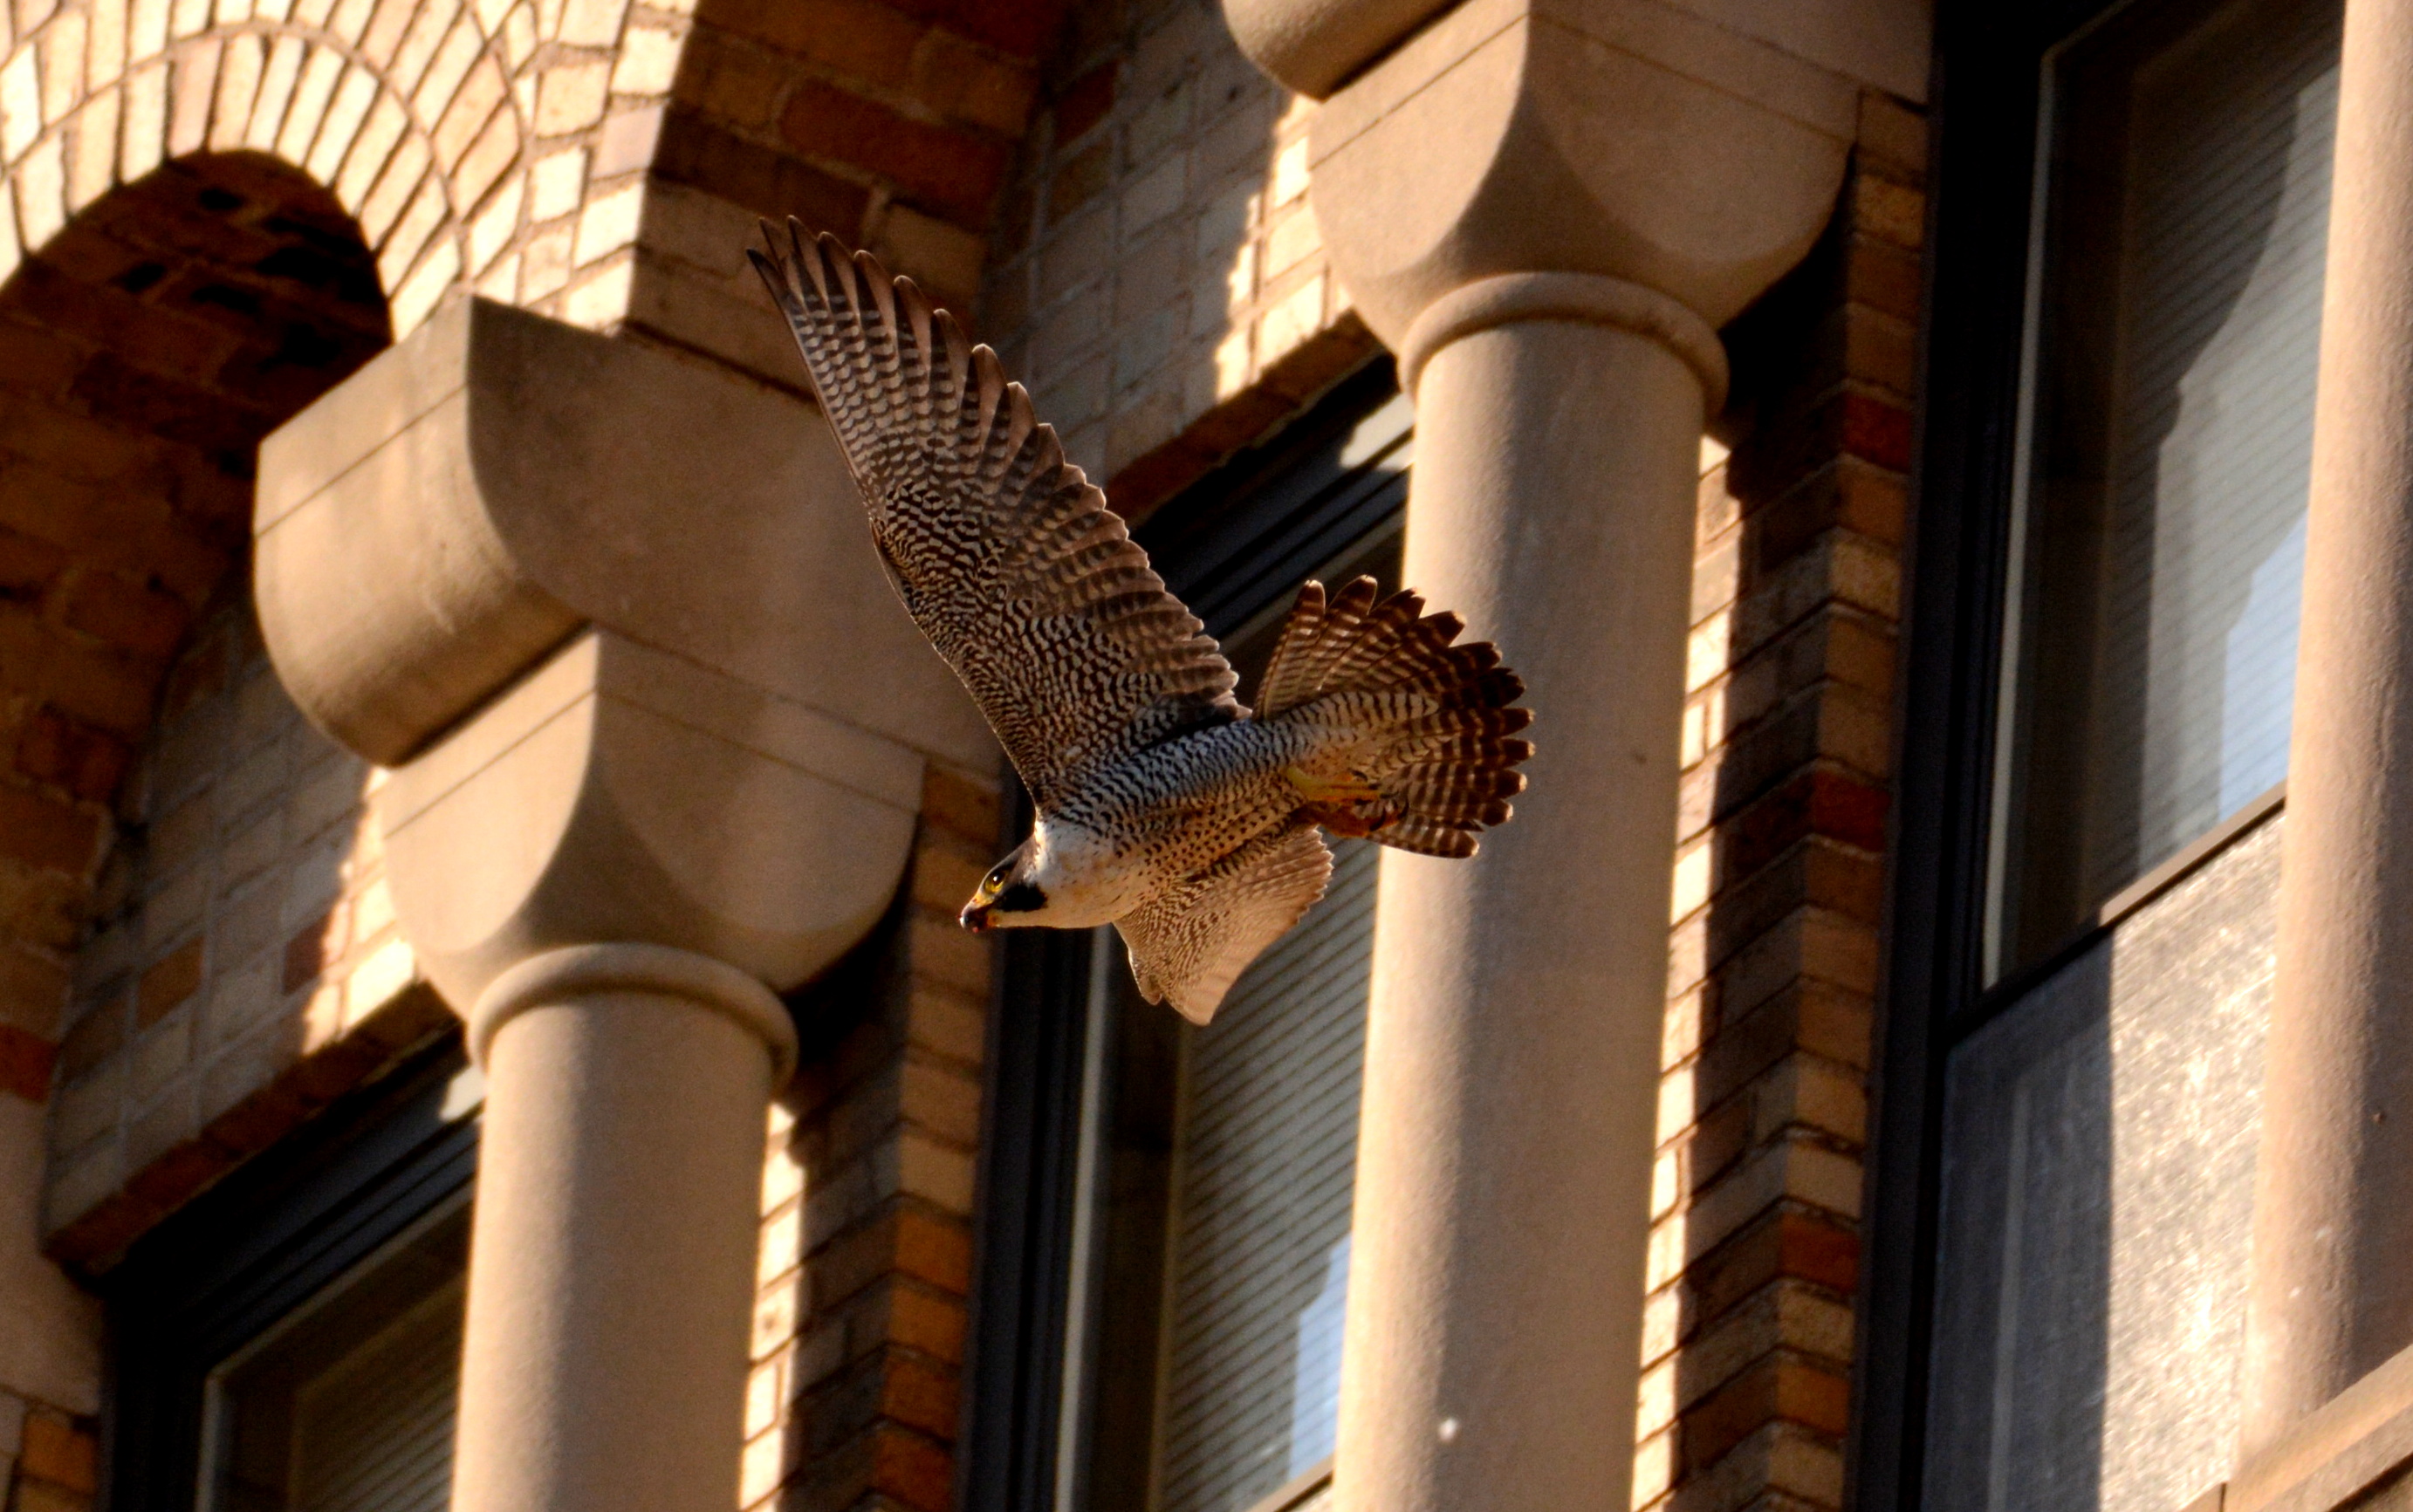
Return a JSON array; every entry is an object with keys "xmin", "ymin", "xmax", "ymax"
[
  {"xmin": 588, "ymin": 0, "xmax": 1072, "ymax": 379},
  {"xmin": 0, "ymin": 148, "xmax": 411, "ymax": 1267},
  {"xmin": 0, "ymin": 4, "xmax": 538, "ymax": 339}
]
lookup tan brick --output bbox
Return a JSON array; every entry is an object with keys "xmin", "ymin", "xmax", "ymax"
[
  {"xmin": 20, "ymin": 1412, "xmax": 97, "ymax": 1493},
  {"xmin": 387, "ymin": 0, "xmax": 463, "ymax": 99},
  {"xmin": 243, "ymin": 32, "xmax": 305, "ymax": 151},
  {"xmin": 275, "ymin": 43, "xmax": 346, "ymax": 161},
  {"xmin": 335, "ymin": 91, "xmax": 412, "ymax": 213},
  {"xmin": 137, "ymin": 938, "xmax": 202, "ymax": 1024},
  {"xmin": 536, "ymin": 58, "xmax": 609, "ymax": 134},
  {"xmin": 165, "ymin": 35, "xmax": 217, "ymax": 157},
  {"xmin": 206, "ymin": 30, "xmax": 263, "ymax": 152}
]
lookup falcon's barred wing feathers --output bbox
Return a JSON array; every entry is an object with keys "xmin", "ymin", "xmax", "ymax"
[
  {"xmin": 1115, "ymin": 822, "xmax": 1334, "ymax": 1023},
  {"xmin": 751, "ymin": 222, "xmax": 1243, "ymax": 811}
]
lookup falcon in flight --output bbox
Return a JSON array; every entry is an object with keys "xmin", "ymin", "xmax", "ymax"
[{"xmin": 752, "ymin": 222, "xmax": 1532, "ymax": 1022}]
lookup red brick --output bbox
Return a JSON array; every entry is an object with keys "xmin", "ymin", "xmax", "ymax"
[
  {"xmin": 20, "ymin": 1413, "xmax": 98, "ymax": 1493},
  {"xmin": 38, "ymin": 633, "xmax": 171, "ymax": 740},
  {"xmin": 0, "ymin": 1023, "xmax": 55, "ymax": 1100},
  {"xmin": 781, "ymin": 79, "xmax": 1011, "ymax": 228},
  {"xmin": 884, "ymin": 1281, "xmax": 968, "ymax": 1364},
  {"xmin": 202, "ymin": 1076, "xmax": 314, "ymax": 1157},
  {"xmin": 123, "ymin": 1132, "xmax": 238, "ymax": 1213},
  {"xmin": 895, "ymin": 1205, "xmax": 972, "ymax": 1294},
  {"xmin": 158, "ymin": 634, "xmax": 229, "ymax": 723},
  {"xmin": 871, "ymin": 1421, "xmax": 956, "ymax": 1512},
  {"xmin": 668, "ymin": 25, "xmax": 791, "ymax": 130},
  {"xmin": 1841, "ymin": 390, "xmax": 1913, "ymax": 472},
  {"xmin": 880, "ymin": 1349, "xmax": 960, "ymax": 1438},
  {"xmin": 0, "ymin": 783, "xmax": 100, "ymax": 872},
  {"xmin": 913, "ymin": 31, "xmax": 1038, "ymax": 135},
  {"xmin": 1680, "ymin": 1356, "xmax": 1849, "ymax": 1472},
  {"xmin": 1053, "ymin": 60, "xmax": 1116, "ymax": 143},
  {"xmin": 0, "ymin": 945, "xmax": 67, "ymax": 1037},
  {"xmin": 655, "ymin": 109, "xmax": 874, "ymax": 233},
  {"xmin": 138, "ymin": 939, "xmax": 204, "ymax": 1025},
  {"xmin": 63, "ymin": 570, "xmax": 196, "ymax": 660},
  {"xmin": 284, "ymin": 913, "xmax": 332, "ymax": 992},
  {"xmin": 713, "ymin": 0, "xmax": 923, "ymax": 84},
  {"xmin": 1046, "ymin": 137, "xmax": 1111, "ymax": 219},
  {"xmin": 17, "ymin": 708, "xmax": 135, "ymax": 805},
  {"xmin": 914, "ymin": 0, "xmax": 1066, "ymax": 58},
  {"xmin": 0, "ymin": 526, "xmax": 66, "ymax": 603}
]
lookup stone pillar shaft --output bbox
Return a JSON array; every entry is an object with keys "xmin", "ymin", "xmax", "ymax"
[
  {"xmin": 1340, "ymin": 291, "xmax": 1716, "ymax": 1512},
  {"xmin": 449, "ymin": 946, "xmax": 797, "ymax": 1512},
  {"xmin": 2242, "ymin": 0, "xmax": 2413, "ymax": 1454}
]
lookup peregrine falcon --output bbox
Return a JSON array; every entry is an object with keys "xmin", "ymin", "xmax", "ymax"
[{"xmin": 751, "ymin": 222, "xmax": 1532, "ymax": 1023}]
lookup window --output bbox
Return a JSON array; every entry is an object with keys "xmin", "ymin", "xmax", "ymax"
[
  {"xmin": 202, "ymin": 1201, "xmax": 467, "ymax": 1512},
  {"xmin": 108, "ymin": 1043, "xmax": 478, "ymax": 1512},
  {"xmin": 1857, "ymin": 4, "xmax": 2343, "ymax": 1512},
  {"xmin": 962, "ymin": 366, "xmax": 1404, "ymax": 1512},
  {"xmin": 1988, "ymin": 0, "xmax": 2340, "ymax": 977}
]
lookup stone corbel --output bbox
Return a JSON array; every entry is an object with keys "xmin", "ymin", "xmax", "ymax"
[
  {"xmin": 1293, "ymin": 0, "xmax": 1858, "ymax": 357},
  {"xmin": 253, "ymin": 295, "xmax": 989, "ymax": 1012},
  {"xmin": 251, "ymin": 294, "xmax": 993, "ymax": 1512}
]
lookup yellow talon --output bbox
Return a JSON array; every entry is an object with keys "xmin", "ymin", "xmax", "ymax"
[{"xmin": 1283, "ymin": 764, "xmax": 1382, "ymax": 805}]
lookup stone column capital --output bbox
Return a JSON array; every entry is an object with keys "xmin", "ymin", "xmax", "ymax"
[
  {"xmin": 1299, "ymin": 0, "xmax": 1867, "ymax": 366},
  {"xmin": 1397, "ymin": 270, "xmax": 1729, "ymax": 407},
  {"xmin": 255, "ymin": 298, "xmax": 977, "ymax": 1018},
  {"xmin": 470, "ymin": 943, "xmax": 800, "ymax": 1085}
]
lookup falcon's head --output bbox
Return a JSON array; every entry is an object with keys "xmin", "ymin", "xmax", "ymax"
[{"xmin": 960, "ymin": 844, "xmax": 1049, "ymax": 934}]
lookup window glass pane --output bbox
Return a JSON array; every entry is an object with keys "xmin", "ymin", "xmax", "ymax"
[
  {"xmin": 1991, "ymin": 0, "xmax": 2341, "ymax": 975},
  {"xmin": 1153, "ymin": 839, "xmax": 1375, "ymax": 1512},
  {"xmin": 203, "ymin": 1201, "xmax": 468, "ymax": 1512},
  {"xmin": 1150, "ymin": 517, "xmax": 1397, "ymax": 1512},
  {"xmin": 1059, "ymin": 375, "xmax": 1403, "ymax": 1512},
  {"xmin": 1924, "ymin": 812, "xmax": 2279, "ymax": 1512}
]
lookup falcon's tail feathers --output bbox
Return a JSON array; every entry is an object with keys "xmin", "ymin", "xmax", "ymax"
[{"xmin": 1259, "ymin": 577, "xmax": 1534, "ymax": 859}]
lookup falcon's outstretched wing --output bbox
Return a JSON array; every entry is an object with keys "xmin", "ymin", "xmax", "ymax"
[
  {"xmin": 751, "ymin": 222, "xmax": 1243, "ymax": 811},
  {"xmin": 1117, "ymin": 823, "xmax": 1334, "ymax": 1023}
]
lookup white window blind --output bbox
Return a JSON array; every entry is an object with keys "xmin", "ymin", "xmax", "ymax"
[
  {"xmin": 205, "ymin": 1204, "xmax": 466, "ymax": 1512},
  {"xmin": 1992, "ymin": 0, "xmax": 2340, "ymax": 972},
  {"xmin": 1153, "ymin": 837, "xmax": 1376, "ymax": 1512},
  {"xmin": 285, "ymin": 1281, "xmax": 463, "ymax": 1512},
  {"xmin": 2085, "ymin": 0, "xmax": 2334, "ymax": 891}
]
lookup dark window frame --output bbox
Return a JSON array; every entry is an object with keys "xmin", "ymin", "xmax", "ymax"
[
  {"xmin": 103, "ymin": 1034, "xmax": 479, "ymax": 1512},
  {"xmin": 1851, "ymin": 1, "xmax": 2320, "ymax": 1506},
  {"xmin": 957, "ymin": 359, "xmax": 1403, "ymax": 1512}
]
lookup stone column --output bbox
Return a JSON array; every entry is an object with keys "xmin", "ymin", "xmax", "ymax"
[
  {"xmin": 253, "ymin": 298, "xmax": 990, "ymax": 1511},
  {"xmin": 1220, "ymin": 3, "xmax": 1881, "ymax": 1507},
  {"xmin": 2240, "ymin": 0, "xmax": 2413, "ymax": 1454},
  {"xmin": 451, "ymin": 946, "xmax": 797, "ymax": 1512},
  {"xmin": 1347, "ymin": 283, "xmax": 1723, "ymax": 1509}
]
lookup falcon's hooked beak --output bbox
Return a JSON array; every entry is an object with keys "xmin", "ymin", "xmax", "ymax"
[{"xmin": 961, "ymin": 857, "xmax": 1045, "ymax": 934}]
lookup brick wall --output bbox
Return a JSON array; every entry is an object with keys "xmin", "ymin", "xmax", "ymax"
[
  {"xmin": 1635, "ymin": 92, "xmax": 1927, "ymax": 1512},
  {"xmin": 42, "ymin": 597, "xmax": 446, "ymax": 1269},
  {"xmin": 619, "ymin": 0, "xmax": 1066, "ymax": 383},
  {"xmin": 743, "ymin": 763, "xmax": 998, "ymax": 1512},
  {"xmin": 977, "ymin": 0, "xmax": 1376, "ymax": 515},
  {"xmin": 0, "ymin": 0, "xmax": 1082, "ymax": 1475},
  {"xmin": 0, "ymin": 1397, "xmax": 97, "ymax": 1512}
]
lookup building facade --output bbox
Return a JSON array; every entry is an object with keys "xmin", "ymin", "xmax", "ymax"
[{"xmin": 0, "ymin": 0, "xmax": 2402, "ymax": 1510}]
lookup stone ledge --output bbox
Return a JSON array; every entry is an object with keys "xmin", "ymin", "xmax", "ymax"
[
  {"xmin": 42, "ymin": 981, "xmax": 452, "ymax": 1273},
  {"xmin": 2230, "ymin": 1344, "xmax": 2413, "ymax": 1512}
]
